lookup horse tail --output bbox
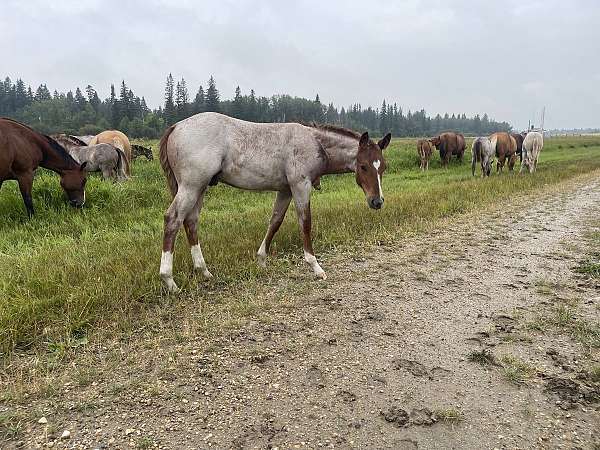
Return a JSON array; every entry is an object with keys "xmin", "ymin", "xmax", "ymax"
[
  {"xmin": 160, "ymin": 125, "xmax": 178, "ymax": 197},
  {"xmin": 115, "ymin": 148, "xmax": 128, "ymax": 181}
]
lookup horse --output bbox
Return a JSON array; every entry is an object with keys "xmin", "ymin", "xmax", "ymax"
[
  {"xmin": 53, "ymin": 134, "xmax": 129, "ymax": 181},
  {"xmin": 471, "ymin": 137, "xmax": 495, "ymax": 177},
  {"xmin": 89, "ymin": 130, "xmax": 132, "ymax": 174},
  {"xmin": 430, "ymin": 132, "xmax": 465, "ymax": 168},
  {"xmin": 456, "ymin": 133, "xmax": 466, "ymax": 162},
  {"xmin": 158, "ymin": 112, "xmax": 391, "ymax": 292},
  {"xmin": 489, "ymin": 132, "xmax": 517, "ymax": 173},
  {"xmin": 416, "ymin": 139, "xmax": 433, "ymax": 171},
  {"xmin": 510, "ymin": 132, "xmax": 525, "ymax": 163},
  {"xmin": 0, "ymin": 118, "xmax": 87, "ymax": 216},
  {"xmin": 520, "ymin": 131, "xmax": 544, "ymax": 173},
  {"xmin": 68, "ymin": 144, "xmax": 128, "ymax": 181},
  {"xmin": 132, "ymin": 144, "xmax": 153, "ymax": 161},
  {"xmin": 50, "ymin": 134, "xmax": 89, "ymax": 147},
  {"xmin": 72, "ymin": 135, "xmax": 95, "ymax": 145}
]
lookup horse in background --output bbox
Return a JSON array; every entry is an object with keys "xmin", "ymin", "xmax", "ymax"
[
  {"xmin": 53, "ymin": 134, "xmax": 129, "ymax": 181},
  {"xmin": 132, "ymin": 144, "xmax": 153, "ymax": 161},
  {"xmin": 158, "ymin": 112, "xmax": 391, "ymax": 292},
  {"xmin": 471, "ymin": 137, "xmax": 495, "ymax": 177},
  {"xmin": 511, "ymin": 132, "xmax": 525, "ymax": 163},
  {"xmin": 489, "ymin": 132, "xmax": 517, "ymax": 173},
  {"xmin": 90, "ymin": 130, "xmax": 132, "ymax": 175},
  {"xmin": 0, "ymin": 118, "xmax": 87, "ymax": 216},
  {"xmin": 68, "ymin": 144, "xmax": 128, "ymax": 181},
  {"xmin": 520, "ymin": 131, "xmax": 544, "ymax": 173},
  {"xmin": 430, "ymin": 132, "xmax": 465, "ymax": 168},
  {"xmin": 416, "ymin": 139, "xmax": 433, "ymax": 170}
]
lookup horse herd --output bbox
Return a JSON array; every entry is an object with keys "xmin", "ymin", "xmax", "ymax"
[
  {"xmin": 417, "ymin": 130, "xmax": 544, "ymax": 176},
  {"xmin": 0, "ymin": 113, "xmax": 544, "ymax": 292}
]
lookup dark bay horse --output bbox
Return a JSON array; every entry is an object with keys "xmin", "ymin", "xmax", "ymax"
[
  {"xmin": 159, "ymin": 112, "xmax": 391, "ymax": 292},
  {"xmin": 510, "ymin": 132, "xmax": 525, "ymax": 163},
  {"xmin": 430, "ymin": 132, "xmax": 465, "ymax": 168},
  {"xmin": 0, "ymin": 118, "xmax": 87, "ymax": 216}
]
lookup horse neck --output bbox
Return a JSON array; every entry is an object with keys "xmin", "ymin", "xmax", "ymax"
[
  {"xmin": 40, "ymin": 141, "xmax": 79, "ymax": 173},
  {"xmin": 313, "ymin": 130, "xmax": 358, "ymax": 175}
]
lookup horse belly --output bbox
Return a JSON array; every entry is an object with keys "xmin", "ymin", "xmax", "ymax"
[{"xmin": 219, "ymin": 159, "xmax": 288, "ymax": 191}]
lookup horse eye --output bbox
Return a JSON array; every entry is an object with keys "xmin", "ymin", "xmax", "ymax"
[{"xmin": 360, "ymin": 165, "xmax": 368, "ymax": 171}]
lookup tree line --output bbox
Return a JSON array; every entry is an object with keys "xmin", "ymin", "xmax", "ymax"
[{"xmin": 0, "ymin": 74, "xmax": 511, "ymax": 139}]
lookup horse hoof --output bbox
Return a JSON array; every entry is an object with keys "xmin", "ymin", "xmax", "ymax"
[
  {"xmin": 316, "ymin": 271, "xmax": 327, "ymax": 280},
  {"xmin": 257, "ymin": 255, "xmax": 267, "ymax": 268},
  {"xmin": 162, "ymin": 278, "xmax": 180, "ymax": 293},
  {"xmin": 203, "ymin": 270, "xmax": 213, "ymax": 279}
]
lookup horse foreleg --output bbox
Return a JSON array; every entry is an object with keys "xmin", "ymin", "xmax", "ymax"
[
  {"xmin": 17, "ymin": 173, "xmax": 34, "ymax": 217},
  {"xmin": 160, "ymin": 189, "xmax": 199, "ymax": 292},
  {"xmin": 257, "ymin": 190, "xmax": 292, "ymax": 267},
  {"xmin": 291, "ymin": 182, "xmax": 326, "ymax": 280},
  {"xmin": 183, "ymin": 190, "xmax": 212, "ymax": 279}
]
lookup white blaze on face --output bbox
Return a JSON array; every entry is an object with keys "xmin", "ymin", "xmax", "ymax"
[{"xmin": 373, "ymin": 160, "xmax": 383, "ymax": 198}]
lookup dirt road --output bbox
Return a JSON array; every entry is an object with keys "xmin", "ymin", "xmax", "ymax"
[{"xmin": 6, "ymin": 174, "xmax": 600, "ymax": 449}]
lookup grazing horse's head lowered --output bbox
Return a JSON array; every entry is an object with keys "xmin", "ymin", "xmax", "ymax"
[
  {"xmin": 59, "ymin": 162, "xmax": 88, "ymax": 207},
  {"xmin": 355, "ymin": 131, "xmax": 391, "ymax": 210}
]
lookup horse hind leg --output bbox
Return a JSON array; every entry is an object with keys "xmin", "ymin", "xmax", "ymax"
[
  {"xmin": 183, "ymin": 189, "xmax": 212, "ymax": 278},
  {"xmin": 160, "ymin": 187, "xmax": 204, "ymax": 292},
  {"xmin": 257, "ymin": 190, "xmax": 292, "ymax": 267}
]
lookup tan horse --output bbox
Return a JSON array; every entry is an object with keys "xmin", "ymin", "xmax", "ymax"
[
  {"xmin": 90, "ymin": 130, "xmax": 132, "ymax": 175},
  {"xmin": 489, "ymin": 132, "xmax": 517, "ymax": 173},
  {"xmin": 416, "ymin": 139, "xmax": 433, "ymax": 170}
]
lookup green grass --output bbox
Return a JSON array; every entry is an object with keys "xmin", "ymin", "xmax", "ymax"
[
  {"xmin": 434, "ymin": 408, "xmax": 464, "ymax": 423},
  {"xmin": 577, "ymin": 232, "xmax": 600, "ymax": 278},
  {"xmin": 500, "ymin": 355, "xmax": 537, "ymax": 384},
  {"xmin": 1, "ymin": 136, "xmax": 599, "ymax": 356},
  {"xmin": 467, "ymin": 349, "xmax": 497, "ymax": 366}
]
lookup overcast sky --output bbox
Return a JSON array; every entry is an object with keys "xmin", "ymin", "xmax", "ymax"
[{"xmin": 2, "ymin": 0, "xmax": 599, "ymax": 130}]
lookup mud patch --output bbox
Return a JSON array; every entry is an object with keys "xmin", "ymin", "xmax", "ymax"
[
  {"xmin": 544, "ymin": 376, "xmax": 600, "ymax": 409},
  {"xmin": 381, "ymin": 406, "xmax": 437, "ymax": 428}
]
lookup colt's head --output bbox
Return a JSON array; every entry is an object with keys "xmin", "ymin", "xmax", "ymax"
[{"xmin": 355, "ymin": 131, "xmax": 391, "ymax": 210}]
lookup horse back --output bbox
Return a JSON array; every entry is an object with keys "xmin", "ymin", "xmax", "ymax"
[
  {"xmin": 167, "ymin": 113, "xmax": 322, "ymax": 191},
  {"xmin": 0, "ymin": 119, "xmax": 45, "ymax": 180}
]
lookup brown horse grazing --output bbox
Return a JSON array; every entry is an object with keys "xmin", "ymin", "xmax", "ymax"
[
  {"xmin": 416, "ymin": 139, "xmax": 433, "ymax": 170},
  {"xmin": 511, "ymin": 132, "xmax": 525, "ymax": 163},
  {"xmin": 90, "ymin": 130, "xmax": 132, "ymax": 174},
  {"xmin": 430, "ymin": 132, "xmax": 465, "ymax": 168},
  {"xmin": 0, "ymin": 118, "xmax": 87, "ymax": 216},
  {"xmin": 490, "ymin": 132, "xmax": 517, "ymax": 173}
]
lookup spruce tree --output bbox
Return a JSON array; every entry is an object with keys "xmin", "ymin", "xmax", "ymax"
[
  {"xmin": 175, "ymin": 78, "xmax": 189, "ymax": 121},
  {"xmin": 164, "ymin": 73, "xmax": 176, "ymax": 125},
  {"xmin": 205, "ymin": 76, "xmax": 220, "ymax": 112},
  {"xmin": 193, "ymin": 85, "xmax": 205, "ymax": 114}
]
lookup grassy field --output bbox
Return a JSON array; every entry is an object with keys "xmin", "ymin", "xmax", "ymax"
[{"xmin": 1, "ymin": 135, "xmax": 599, "ymax": 357}]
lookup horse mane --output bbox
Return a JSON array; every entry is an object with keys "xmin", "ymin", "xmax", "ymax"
[
  {"xmin": 44, "ymin": 135, "xmax": 80, "ymax": 166},
  {"xmin": 304, "ymin": 122, "xmax": 361, "ymax": 140},
  {"xmin": 67, "ymin": 135, "xmax": 89, "ymax": 146}
]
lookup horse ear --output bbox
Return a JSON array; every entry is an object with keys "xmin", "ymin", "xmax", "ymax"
[
  {"xmin": 378, "ymin": 133, "xmax": 392, "ymax": 150},
  {"xmin": 359, "ymin": 132, "xmax": 369, "ymax": 147},
  {"xmin": 80, "ymin": 162, "xmax": 88, "ymax": 171}
]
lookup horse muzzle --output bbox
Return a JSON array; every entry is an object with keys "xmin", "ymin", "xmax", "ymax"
[
  {"xmin": 69, "ymin": 199, "xmax": 85, "ymax": 208},
  {"xmin": 368, "ymin": 197, "xmax": 384, "ymax": 210}
]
